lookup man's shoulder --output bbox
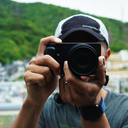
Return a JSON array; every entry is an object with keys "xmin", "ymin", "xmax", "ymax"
[
  {"xmin": 106, "ymin": 90, "xmax": 128, "ymax": 100},
  {"xmin": 105, "ymin": 89, "xmax": 128, "ymax": 110},
  {"xmin": 105, "ymin": 90, "xmax": 128, "ymax": 127}
]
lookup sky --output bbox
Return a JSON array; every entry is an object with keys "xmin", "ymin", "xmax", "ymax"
[{"xmin": 12, "ymin": 0, "xmax": 128, "ymax": 22}]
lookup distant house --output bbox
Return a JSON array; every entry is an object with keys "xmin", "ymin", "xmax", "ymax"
[{"xmin": 0, "ymin": 58, "xmax": 31, "ymax": 81}]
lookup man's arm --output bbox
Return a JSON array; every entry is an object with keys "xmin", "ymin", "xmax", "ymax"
[
  {"xmin": 10, "ymin": 97, "xmax": 44, "ymax": 128},
  {"xmin": 9, "ymin": 36, "xmax": 62, "ymax": 128}
]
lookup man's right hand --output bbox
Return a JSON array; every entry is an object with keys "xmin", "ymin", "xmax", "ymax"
[{"xmin": 23, "ymin": 36, "xmax": 62, "ymax": 106}]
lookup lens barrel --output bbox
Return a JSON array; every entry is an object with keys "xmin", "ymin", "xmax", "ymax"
[{"xmin": 68, "ymin": 44, "xmax": 98, "ymax": 76}]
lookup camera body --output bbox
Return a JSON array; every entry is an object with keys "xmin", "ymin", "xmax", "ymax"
[{"xmin": 45, "ymin": 42, "xmax": 101, "ymax": 77}]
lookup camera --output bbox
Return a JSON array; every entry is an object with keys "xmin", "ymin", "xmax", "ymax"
[{"xmin": 45, "ymin": 42, "xmax": 101, "ymax": 78}]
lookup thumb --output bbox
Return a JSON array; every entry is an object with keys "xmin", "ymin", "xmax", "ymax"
[{"xmin": 95, "ymin": 56, "xmax": 106, "ymax": 86}]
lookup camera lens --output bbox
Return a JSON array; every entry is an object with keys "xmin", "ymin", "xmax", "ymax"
[{"xmin": 68, "ymin": 44, "xmax": 98, "ymax": 76}]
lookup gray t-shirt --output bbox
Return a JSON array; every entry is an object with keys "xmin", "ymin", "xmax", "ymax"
[{"xmin": 38, "ymin": 90, "xmax": 128, "ymax": 128}]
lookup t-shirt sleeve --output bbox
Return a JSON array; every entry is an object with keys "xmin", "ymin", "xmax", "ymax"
[
  {"xmin": 105, "ymin": 90, "xmax": 128, "ymax": 128},
  {"xmin": 121, "ymin": 112, "xmax": 128, "ymax": 128},
  {"xmin": 121, "ymin": 119, "xmax": 128, "ymax": 128},
  {"xmin": 122, "ymin": 123, "xmax": 128, "ymax": 128}
]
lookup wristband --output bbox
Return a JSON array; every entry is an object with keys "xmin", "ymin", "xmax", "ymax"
[{"xmin": 78, "ymin": 97, "xmax": 105, "ymax": 120}]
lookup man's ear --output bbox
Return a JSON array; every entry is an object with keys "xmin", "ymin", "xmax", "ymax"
[{"xmin": 105, "ymin": 48, "xmax": 111, "ymax": 62}]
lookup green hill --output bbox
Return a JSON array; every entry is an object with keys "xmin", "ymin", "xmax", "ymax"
[{"xmin": 0, "ymin": 0, "xmax": 128, "ymax": 64}]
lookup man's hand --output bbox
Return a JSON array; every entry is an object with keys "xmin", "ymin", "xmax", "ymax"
[
  {"xmin": 59, "ymin": 56, "xmax": 106, "ymax": 107},
  {"xmin": 24, "ymin": 36, "xmax": 62, "ymax": 106}
]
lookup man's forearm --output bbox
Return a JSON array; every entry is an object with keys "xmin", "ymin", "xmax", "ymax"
[
  {"xmin": 81, "ymin": 113, "xmax": 110, "ymax": 128},
  {"xmin": 9, "ymin": 98, "xmax": 44, "ymax": 128}
]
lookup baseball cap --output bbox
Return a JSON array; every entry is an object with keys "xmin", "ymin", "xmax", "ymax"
[{"xmin": 55, "ymin": 14, "xmax": 109, "ymax": 46}]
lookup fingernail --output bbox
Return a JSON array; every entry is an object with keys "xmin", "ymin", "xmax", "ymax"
[
  {"xmin": 55, "ymin": 38, "xmax": 62, "ymax": 43},
  {"xmin": 80, "ymin": 76, "xmax": 86, "ymax": 80},
  {"xmin": 64, "ymin": 61, "xmax": 68, "ymax": 66}
]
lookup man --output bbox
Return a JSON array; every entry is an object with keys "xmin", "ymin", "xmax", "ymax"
[{"xmin": 10, "ymin": 14, "xmax": 128, "ymax": 128}]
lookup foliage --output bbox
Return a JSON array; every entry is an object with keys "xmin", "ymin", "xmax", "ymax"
[
  {"xmin": 0, "ymin": 0, "xmax": 128, "ymax": 65},
  {"xmin": 0, "ymin": 115, "xmax": 16, "ymax": 127}
]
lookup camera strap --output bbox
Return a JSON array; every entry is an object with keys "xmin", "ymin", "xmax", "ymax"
[{"xmin": 104, "ymin": 74, "xmax": 109, "ymax": 86}]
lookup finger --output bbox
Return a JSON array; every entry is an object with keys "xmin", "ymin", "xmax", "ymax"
[
  {"xmin": 63, "ymin": 61, "xmax": 83, "ymax": 88},
  {"xmin": 59, "ymin": 77, "xmax": 72, "ymax": 102},
  {"xmin": 27, "ymin": 64, "xmax": 53, "ymax": 83},
  {"xmin": 24, "ymin": 71, "xmax": 46, "ymax": 87},
  {"xmin": 37, "ymin": 36, "xmax": 62, "ymax": 56},
  {"xmin": 95, "ymin": 56, "xmax": 106, "ymax": 86},
  {"xmin": 63, "ymin": 61, "xmax": 76, "ymax": 82},
  {"xmin": 29, "ymin": 55, "xmax": 60, "ymax": 75},
  {"xmin": 80, "ymin": 76, "xmax": 92, "ymax": 81}
]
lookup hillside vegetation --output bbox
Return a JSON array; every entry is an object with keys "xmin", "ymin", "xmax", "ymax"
[{"xmin": 0, "ymin": 0, "xmax": 128, "ymax": 64}]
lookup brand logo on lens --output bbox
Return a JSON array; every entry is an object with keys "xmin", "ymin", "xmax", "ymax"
[{"xmin": 45, "ymin": 42, "xmax": 101, "ymax": 78}]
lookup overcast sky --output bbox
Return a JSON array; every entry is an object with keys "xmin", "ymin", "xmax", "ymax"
[{"xmin": 12, "ymin": 0, "xmax": 128, "ymax": 22}]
